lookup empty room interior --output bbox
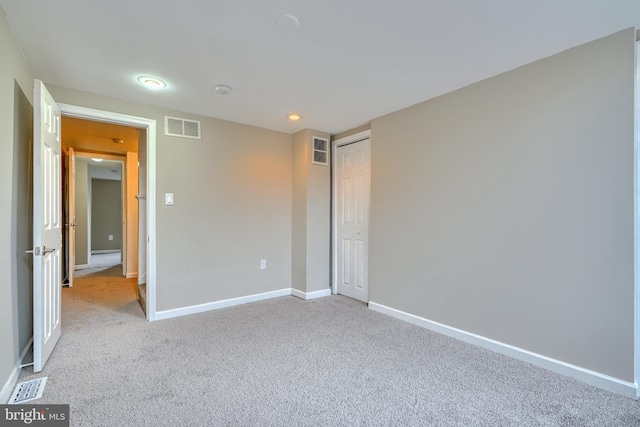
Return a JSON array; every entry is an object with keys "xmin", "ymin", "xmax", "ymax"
[{"xmin": 2, "ymin": 1, "xmax": 640, "ymax": 424}]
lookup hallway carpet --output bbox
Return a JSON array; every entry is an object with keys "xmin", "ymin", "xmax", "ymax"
[
  {"xmin": 16, "ymin": 274, "xmax": 640, "ymax": 426},
  {"xmin": 75, "ymin": 252, "xmax": 122, "ymax": 278}
]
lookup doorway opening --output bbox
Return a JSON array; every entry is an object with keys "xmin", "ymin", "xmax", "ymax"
[
  {"xmin": 76, "ymin": 156, "xmax": 125, "ymax": 274},
  {"xmin": 58, "ymin": 103, "xmax": 157, "ymax": 321},
  {"xmin": 61, "ymin": 118, "xmax": 142, "ymax": 315}
]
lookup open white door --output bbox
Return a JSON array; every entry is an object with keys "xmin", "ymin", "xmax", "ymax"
[
  {"xmin": 32, "ymin": 80, "xmax": 62, "ymax": 372},
  {"xmin": 66, "ymin": 147, "xmax": 76, "ymax": 287}
]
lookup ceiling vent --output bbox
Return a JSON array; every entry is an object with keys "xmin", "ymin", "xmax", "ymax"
[{"xmin": 165, "ymin": 116, "xmax": 201, "ymax": 139}]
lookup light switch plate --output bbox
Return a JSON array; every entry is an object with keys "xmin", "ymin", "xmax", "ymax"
[{"xmin": 165, "ymin": 193, "xmax": 174, "ymax": 205}]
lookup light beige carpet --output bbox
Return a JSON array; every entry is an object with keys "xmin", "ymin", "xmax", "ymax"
[
  {"xmin": 16, "ymin": 271, "xmax": 640, "ymax": 426},
  {"xmin": 75, "ymin": 252, "xmax": 122, "ymax": 278}
]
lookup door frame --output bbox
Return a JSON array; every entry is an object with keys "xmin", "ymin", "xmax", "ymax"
[
  {"xmin": 71, "ymin": 152, "xmax": 126, "ymax": 272},
  {"xmin": 66, "ymin": 147, "xmax": 76, "ymax": 287},
  {"xmin": 634, "ymin": 39, "xmax": 640, "ymax": 399},
  {"xmin": 58, "ymin": 103, "xmax": 158, "ymax": 321},
  {"xmin": 331, "ymin": 129, "xmax": 371, "ymax": 296}
]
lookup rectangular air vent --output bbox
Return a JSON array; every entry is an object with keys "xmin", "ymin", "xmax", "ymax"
[
  {"xmin": 312, "ymin": 136, "xmax": 329, "ymax": 165},
  {"xmin": 164, "ymin": 116, "xmax": 201, "ymax": 139},
  {"xmin": 8, "ymin": 377, "xmax": 47, "ymax": 404}
]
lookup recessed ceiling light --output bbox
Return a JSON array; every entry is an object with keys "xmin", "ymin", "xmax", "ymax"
[
  {"xmin": 276, "ymin": 14, "xmax": 300, "ymax": 32},
  {"xmin": 137, "ymin": 75, "xmax": 167, "ymax": 90},
  {"xmin": 91, "ymin": 158, "xmax": 103, "ymax": 162},
  {"xmin": 214, "ymin": 84, "xmax": 232, "ymax": 95},
  {"xmin": 287, "ymin": 113, "xmax": 302, "ymax": 121}
]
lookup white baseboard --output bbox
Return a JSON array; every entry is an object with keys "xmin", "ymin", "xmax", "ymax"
[
  {"xmin": 126, "ymin": 272, "xmax": 138, "ymax": 279},
  {"xmin": 138, "ymin": 273, "xmax": 146, "ymax": 285},
  {"xmin": 155, "ymin": 288, "xmax": 292, "ymax": 321},
  {"xmin": 292, "ymin": 288, "xmax": 332, "ymax": 300},
  {"xmin": 369, "ymin": 301, "xmax": 638, "ymax": 399},
  {"xmin": 74, "ymin": 264, "xmax": 89, "ymax": 270},
  {"xmin": 0, "ymin": 363, "xmax": 20, "ymax": 404},
  {"xmin": 91, "ymin": 250, "xmax": 121, "ymax": 254},
  {"xmin": 1, "ymin": 338, "xmax": 33, "ymax": 404}
]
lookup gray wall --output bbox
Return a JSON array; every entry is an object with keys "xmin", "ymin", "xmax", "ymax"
[
  {"xmin": 74, "ymin": 158, "xmax": 89, "ymax": 265},
  {"xmin": 333, "ymin": 123, "xmax": 371, "ymax": 141},
  {"xmin": 91, "ymin": 179, "xmax": 122, "ymax": 251},
  {"xmin": 306, "ymin": 132, "xmax": 331, "ymax": 293},
  {"xmin": 292, "ymin": 129, "xmax": 331, "ymax": 294},
  {"xmin": 87, "ymin": 161, "xmax": 123, "ymax": 254},
  {"xmin": 46, "ymin": 84, "xmax": 293, "ymax": 311},
  {"xmin": 292, "ymin": 131, "xmax": 308, "ymax": 291},
  {"xmin": 11, "ymin": 82, "xmax": 33, "ymax": 369},
  {"xmin": 0, "ymin": 7, "xmax": 34, "ymax": 399},
  {"xmin": 369, "ymin": 29, "xmax": 636, "ymax": 382}
]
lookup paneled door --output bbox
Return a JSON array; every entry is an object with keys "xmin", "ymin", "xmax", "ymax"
[
  {"xmin": 32, "ymin": 80, "xmax": 62, "ymax": 372},
  {"xmin": 335, "ymin": 137, "xmax": 371, "ymax": 302}
]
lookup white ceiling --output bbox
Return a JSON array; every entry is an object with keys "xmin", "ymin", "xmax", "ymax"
[{"xmin": 1, "ymin": 1, "xmax": 638, "ymax": 135}]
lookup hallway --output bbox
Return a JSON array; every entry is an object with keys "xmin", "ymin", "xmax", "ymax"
[
  {"xmin": 75, "ymin": 252, "xmax": 122, "ymax": 278},
  {"xmin": 65, "ymin": 252, "xmax": 144, "ymax": 326}
]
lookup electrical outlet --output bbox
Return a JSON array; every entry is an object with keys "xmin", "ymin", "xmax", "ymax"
[
  {"xmin": 108, "ymin": 235, "xmax": 113, "ymax": 241},
  {"xmin": 260, "ymin": 259, "xmax": 267, "ymax": 270}
]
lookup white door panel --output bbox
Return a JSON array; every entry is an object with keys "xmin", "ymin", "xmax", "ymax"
[
  {"xmin": 336, "ymin": 138, "xmax": 370, "ymax": 302},
  {"xmin": 33, "ymin": 80, "xmax": 62, "ymax": 372}
]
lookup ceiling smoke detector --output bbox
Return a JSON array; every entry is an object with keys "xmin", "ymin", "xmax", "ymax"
[{"xmin": 276, "ymin": 14, "xmax": 300, "ymax": 32}]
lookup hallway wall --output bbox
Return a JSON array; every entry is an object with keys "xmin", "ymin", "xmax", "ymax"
[{"xmin": 91, "ymin": 179, "xmax": 122, "ymax": 252}]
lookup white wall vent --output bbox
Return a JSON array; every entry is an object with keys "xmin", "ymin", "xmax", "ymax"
[
  {"xmin": 312, "ymin": 137, "xmax": 329, "ymax": 165},
  {"xmin": 164, "ymin": 116, "xmax": 201, "ymax": 139}
]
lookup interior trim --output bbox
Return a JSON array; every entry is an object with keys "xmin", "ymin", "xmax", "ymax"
[
  {"xmin": 155, "ymin": 288, "xmax": 293, "ymax": 321},
  {"xmin": 57, "ymin": 103, "xmax": 158, "ymax": 321},
  {"xmin": 0, "ymin": 339, "xmax": 33, "ymax": 404},
  {"xmin": 634, "ymin": 39, "xmax": 640, "ymax": 399},
  {"xmin": 292, "ymin": 288, "xmax": 332, "ymax": 300}
]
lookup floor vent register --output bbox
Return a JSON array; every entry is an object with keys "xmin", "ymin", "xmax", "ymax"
[{"xmin": 8, "ymin": 377, "xmax": 47, "ymax": 404}]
